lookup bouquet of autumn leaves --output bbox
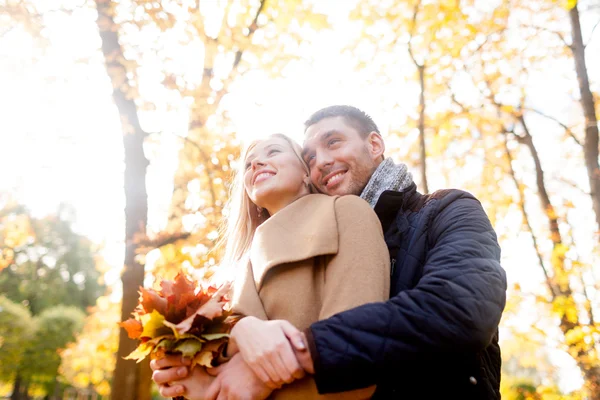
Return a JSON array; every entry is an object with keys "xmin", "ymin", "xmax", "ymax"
[{"xmin": 120, "ymin": 273, "xmax": 234, "ymax": 368}]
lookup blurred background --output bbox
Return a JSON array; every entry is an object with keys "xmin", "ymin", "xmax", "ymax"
[{"xmin": 1, "ymin": 0, "xmax": 599, "ymax": 398}]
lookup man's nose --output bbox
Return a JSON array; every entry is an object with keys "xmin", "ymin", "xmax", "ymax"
[{"xmin": 315, "ymin": 149, "xmax": 333, "ymax": 171}]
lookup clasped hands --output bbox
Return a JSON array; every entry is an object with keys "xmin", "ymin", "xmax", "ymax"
[{"xmin": 151, "ymin": 317, "xmax": 314, "ymax": 399}]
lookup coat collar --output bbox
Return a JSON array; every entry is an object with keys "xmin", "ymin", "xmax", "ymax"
[
  {"xmin": 373, "ymin": 182, "xmax": 420, "ymax": 233},
  {"xmin": 250, "ymin": 194, "xmax": 339, "ymax": 290}
]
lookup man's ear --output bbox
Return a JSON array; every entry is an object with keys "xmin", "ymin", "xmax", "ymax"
[{"xmin": 367, "ymin": 131, "xmax": 385, "ymax": 161}]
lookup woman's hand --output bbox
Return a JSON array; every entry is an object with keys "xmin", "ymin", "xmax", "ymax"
[
  {"xmin": 174, "ymin": 365, "xmax": 216, "ymax": 400},
  {"xmin": 229, "ymin": 316, "xmax": 307, "ymax": 388},
  {"xmin": 150, "ymin": 355, "xmax": 215, "ymax": 399}
]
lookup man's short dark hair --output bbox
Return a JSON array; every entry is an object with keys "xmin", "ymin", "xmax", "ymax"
[{"xmin": 304, "ymin": 105, "xmax": 380, "ymax": 138}]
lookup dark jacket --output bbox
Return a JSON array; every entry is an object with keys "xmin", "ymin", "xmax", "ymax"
[{"xmin": 306, "ymin": 184, "xmax": 507, "ymax": 399}]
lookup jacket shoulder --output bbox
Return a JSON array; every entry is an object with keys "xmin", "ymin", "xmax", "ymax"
[
  {"xmin": 333, "ymin": 194, "xmax": 373, "ymax": 214},
  {"xmin": 429, "ymin": 188, "xmax": 477, "ymax": 203}
]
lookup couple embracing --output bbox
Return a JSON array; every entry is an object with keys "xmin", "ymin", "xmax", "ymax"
[{"xmin": 150, "ymin": 105, "xmax": 507, "ymax": 399}]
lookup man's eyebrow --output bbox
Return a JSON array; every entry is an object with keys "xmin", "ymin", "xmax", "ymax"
[
  {"xmin": 320, "ymin": 130, "xmax": 339, "ymax": 141},
  {"xmin": 302, "ymin": 130, "xmax": 340, "ymax": 159}
]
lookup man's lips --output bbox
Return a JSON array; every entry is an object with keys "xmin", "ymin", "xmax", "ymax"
[
  {"xmin": 252, "ymin": 170, "xmax": 276, "ymax": 185},
  {"xmin": 321, "ymin": 170, "xmax": 347, "ymax": 188}
]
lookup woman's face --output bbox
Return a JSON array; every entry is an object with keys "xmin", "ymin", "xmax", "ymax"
[{"xmin": 243, "ymin": 136, "xmax": 310, "ymax": 215}]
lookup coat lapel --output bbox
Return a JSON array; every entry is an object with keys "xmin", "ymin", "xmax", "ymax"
[
  {"xmin": 231, "ymin": 257, "xmax": 269, "ymax": 320},
  {"xmin": 250, "ymin": 194, "xmax": 339, "ymax": 290}
]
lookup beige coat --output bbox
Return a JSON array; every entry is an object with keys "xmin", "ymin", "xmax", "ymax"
[{"xmin": 232, "ymin": 194, "xmax": 390, "ymax": 399}]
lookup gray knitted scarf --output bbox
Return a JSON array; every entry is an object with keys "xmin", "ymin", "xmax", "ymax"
[{"xmin": 360, "ymin": 158, "xmax": 414, "ymax": 208}]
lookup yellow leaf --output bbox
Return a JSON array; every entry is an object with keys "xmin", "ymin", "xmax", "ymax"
[
  {"xmin": 124, "ymin": 342, "xmax": 153, "ymax": 362},
  {"xmin": 140, "ymin": 310, "xmax": 166, "ymax": 339},
  {"xmin": 194, "ymin": 349, "xmax": 214, "ymax": 368},
  {"xmin": 173, "ymin": 338, "xmax": 203, "ymax": 359}
]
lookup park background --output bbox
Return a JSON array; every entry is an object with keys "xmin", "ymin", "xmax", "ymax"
[{"xmin": 1, "ymin": 0, "xmax": 599, "ymax": 398}]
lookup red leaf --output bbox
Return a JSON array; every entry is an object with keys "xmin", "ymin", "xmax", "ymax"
[
  {"xmin": 139, "ymin": 288, "xmax": 168, "ymax": 316},
  {"xmin": 119, "ymin": 318, "xmax": 143, "ymax": 339},
  {"xmin": 174, "ymin": 282, "xmax": 231, "ymax": 335}
]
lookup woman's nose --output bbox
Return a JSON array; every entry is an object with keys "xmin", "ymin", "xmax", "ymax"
[{"xmin": 251, "ymin": 158, "xmax": 266, "ymax": 169}]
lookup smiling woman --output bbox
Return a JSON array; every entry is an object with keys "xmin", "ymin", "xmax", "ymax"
[{"xmin": 243, "ymin": 134, "xmax": 313, "ymax": 216}]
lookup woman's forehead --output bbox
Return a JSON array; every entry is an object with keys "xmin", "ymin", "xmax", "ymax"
[{"xmin": 246, "ymin": 137, "xmax": 289, "ymax": 158}]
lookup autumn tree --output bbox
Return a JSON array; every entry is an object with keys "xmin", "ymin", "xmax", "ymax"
[
  {"xmin": 0, "ymin": 201, "xmax": 104, "ymax": 398},
  {"xmin": 443, "ymin": 0, "xmax": 600, "ymax": 396},
  {"xmin": 0, "ymin": 204, "xmax": 104, "ymax": 315},
  {"xmin": 60, "ymin": 295, "xmax": 119, "ymax": 398},
  {"xmin": 567, "ymin": 0, "xmax": 600, "ymax": 239},
  {"xmin": 93, "ymin": 1, "xmax": 151, "ymax": 398},
  {"xmin": 349, "ymin": 0, "xmax": 495, "ymax": 193},
  {"xmin": 19, "ymin": 306, "xmax": 85, "ymax": 399},
  {"xmin": 0, "ymin": 296, "xmax": 33, "ymax": 400}
]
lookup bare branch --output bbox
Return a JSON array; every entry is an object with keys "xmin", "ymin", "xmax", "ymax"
[
  {"xmin": 179, "ymin": 135, "xmax": 219, "ymax": 210},
  {"xmin": 585, "ymin": 18, "xmax": 600, "ymax": 48},
  {"xmin": 522, "ymin": 24, "xmax": 571, "ymax": 48},
  {"xmin": 136, "ymin": 231, "xmax": 191, "ymax": 255},
  {"xmin": 556, "ymin": 176, "xmax": 590, "ymax": 195},
  {"xmin": 215, "ymin": 0, "xmax": 267, "ymax": 103},
  {"xmin": 407, "ymin": 0, "xmax": 423, "ymax": 68},
  {"xmin": 232, "ymin": 0, "xmax": 267, "ymax": 71},
  {"xmin": 524, "ymin": 107, "xmax": 582, "ymax": 147},
  {"xmin": 502, "ymin": 131, "xmax": 557, "ymax": 298}
]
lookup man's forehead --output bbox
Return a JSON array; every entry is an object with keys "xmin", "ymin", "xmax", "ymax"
[{"xmin": 303, "ymin": 116, "xmax": 357, "ymax": 149}]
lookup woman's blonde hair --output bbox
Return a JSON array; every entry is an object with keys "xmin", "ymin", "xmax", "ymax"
[{"xmin": 219, "ymin": 133, "xmax": 313, "ymax": 265}]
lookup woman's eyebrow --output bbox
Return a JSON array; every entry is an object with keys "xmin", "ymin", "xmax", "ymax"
[{"xmin": 264, "ymin": 144, "xmax": 283, "ymax": 150}]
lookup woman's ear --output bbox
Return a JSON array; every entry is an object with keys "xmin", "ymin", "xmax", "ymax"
[
  {"xmin": 303, "ymin": 175, "xmax": 310, "ymax": 185},
  {"xmin": 367, "ymin": 132, "xmax": 385, "ymax": 161}
]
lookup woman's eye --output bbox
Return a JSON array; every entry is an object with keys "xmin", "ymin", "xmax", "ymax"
[
  {"xmin": 245, "ymin": 162, "xmax": 251, "ymax": 170},
  {"xmin": 328, "ymin": 139, "xmax": 340, "ymax": 147},
  {"xmin": 268, "ymin": 149, "xmax": 280, "ymax": 156}
]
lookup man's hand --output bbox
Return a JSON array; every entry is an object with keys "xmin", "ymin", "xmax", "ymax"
[
  {"xmin": 229, "ymin": 317, "xmax": 307, "ymax": 387},
  {"xmin": 292, "ymin": 332, "xmax": 315, "ymax": 374},
  {"xmin": 150, "ymin": 354, "xmax": 190, "ymax": 398},
  {"xmin": 205, "ymin": 354, "xmax": 274, "ymax": 400}
]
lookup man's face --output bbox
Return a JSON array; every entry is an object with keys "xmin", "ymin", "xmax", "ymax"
[{"xmin": 302, "ymin": 116, "xmax": 382, "ymax": 196}]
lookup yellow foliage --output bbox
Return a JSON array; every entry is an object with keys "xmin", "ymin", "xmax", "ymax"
[{"xmin": 60, "ymin": 295, "xmax": 119, "ymax": 396}]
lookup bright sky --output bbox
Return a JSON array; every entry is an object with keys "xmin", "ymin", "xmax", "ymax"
[{"xmin": 2, "ymin": 0, "xmax": 599, "ymax": 393}]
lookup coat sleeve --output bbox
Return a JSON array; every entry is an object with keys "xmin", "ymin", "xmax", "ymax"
[{"xmin": 306, "ymin": 196, "xmax": 507, "ymax": 394}]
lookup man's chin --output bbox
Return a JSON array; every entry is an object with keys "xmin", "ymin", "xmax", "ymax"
[{"xmin": 321, "ymin": 184, "xmax": 351, "ymax": 197}]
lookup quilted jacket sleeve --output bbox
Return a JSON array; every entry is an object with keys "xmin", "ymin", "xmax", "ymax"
[{"xmin": 306, "ymin": 195, "xmax": 507, "ymax": 393}]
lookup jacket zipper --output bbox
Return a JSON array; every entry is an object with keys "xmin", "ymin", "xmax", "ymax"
[{"xmin": 391, "ymin": 258, "xmax": 396, "ymax": 276}]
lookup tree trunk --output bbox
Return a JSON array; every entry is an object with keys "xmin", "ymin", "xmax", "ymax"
[
  {"xmin": 417, "ymin": 64, "xmax": 429, "ymax": 194},
  {"xmin": 517, "ymin": 116, "xmax": 600, "ymax": 399},
  {"xmin": 569, "ymin": 3, "xmax": 600, "ymax": 238},
  {"xmin": 10, "ymin": 374, "xmax": 22, "ymax": 400},
  {"xmin": 94, "ymin": 1, "xmax": 151, "ymax": 399}
]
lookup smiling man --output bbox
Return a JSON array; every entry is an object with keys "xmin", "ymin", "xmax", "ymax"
[{"xmin": 151, "ymin": 105, "xmax": 507, "ymax": 400}]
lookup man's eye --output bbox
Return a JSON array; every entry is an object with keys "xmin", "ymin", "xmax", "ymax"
[{"xmin": 328, "ymin": 139, "xmax": 340, "ymax": 147}]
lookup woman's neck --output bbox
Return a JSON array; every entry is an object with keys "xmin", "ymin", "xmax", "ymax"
[{"xmin": 264, "ymin": 191, "xmax": 310, "ymax": 216}]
